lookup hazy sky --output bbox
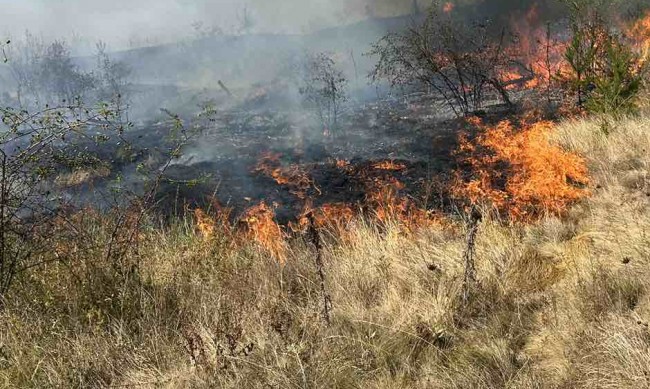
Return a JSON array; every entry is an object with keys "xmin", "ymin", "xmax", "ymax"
[{"xmin": 0, "ymin": 0, "xmax": 421, "ymax": 51}]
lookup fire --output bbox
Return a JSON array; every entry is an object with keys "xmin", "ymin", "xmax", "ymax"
[
  {"xmin": 240, "ymin": 201, "xmax": 288, "ymax": 264},
  {"xmin": 317, "ymin": 203, "xmax": 356, "ymax": 228},
  {"xmin": 442, "ymin": 2, "xmax": 454, "ymax": 14},
  {"xmin": 335, "ymin": 159, "xmax": 350, "ymax": 168},
  {"xmin": 372, "ymin": 160, "xmax": 407, "ymax": 171},
  {"xmin": 195, "ymin": 208, "xmax": 216, "ymax": 239},
  {"xmin": 627, "ymin": 11, "xmax": 650, "ymax": 61},
  {"xmin": 366, "ymin": 179, "xmax": 408, "ymax": 224},
  {"xmin": 254, "ymin": 152, "xmax": 315, "ymax": 199},
  {"xmin": 362, "ymin": 175, "xmax": 443, "ymax": 232},
  {"xmin": 291, "ymin": 201, "xmax": 357, "ymax": 235},
  {"xmin": 194, "ymin": 201, "xmax": 233, "ymax": 240},
  {"xmin": 499, "ymin": 4, "xmax": 571, "ymax": 91},
  {"xmin": 452, "ymin": 118, "xmax": 590, "ymax": 221}
]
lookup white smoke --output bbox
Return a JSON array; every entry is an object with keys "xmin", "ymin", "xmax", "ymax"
[{"xmin": 0, "ymin": 0, "xmax": 432, "ymax": 52}]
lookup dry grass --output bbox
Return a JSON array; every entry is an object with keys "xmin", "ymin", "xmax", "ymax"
[{"xmin": 0, "ymin": 113, "xmax": 648, "ymax": 388}]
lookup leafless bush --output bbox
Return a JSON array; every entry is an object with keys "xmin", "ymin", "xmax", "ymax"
[
  {"xmin": 5, "ymin": 35, "xmax": 131, "ymax": 110},
  {"xmin": 0, "ymin": 95, "xmax": 209, "ymax": 305},
  {"xmin": 368, "ymin": 4, "xmax": 513, "ymax": 117},
  {"xmin": 300, "ymin": 52, "xmax": 349, "ymax": 136},
  {"xmin": 94, "ymin": 41, "xmax": 132, "ymax": 106}
]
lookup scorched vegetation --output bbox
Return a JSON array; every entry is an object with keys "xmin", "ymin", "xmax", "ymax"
[{"xmin": 0, "ymin": 1, "xmax": 649, "ymax": 388}]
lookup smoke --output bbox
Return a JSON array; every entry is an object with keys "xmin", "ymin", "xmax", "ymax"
[
  {"xmin": 0, "ymin": 0, "xmax": 436, "ymax": 52},
  {"xmin": 1, "ymin": 0, "xmax": 574, "ymax": 54}
]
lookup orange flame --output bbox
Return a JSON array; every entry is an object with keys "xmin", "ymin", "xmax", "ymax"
[
  {"xmin": 240, "ymin": 202, "xmax": 288, "ymax": 264},
  {"xmin": 627, "ymin": 11, "xmax": 650, "ymax": 62},
  {"xmin": 290, "ymin": 201, "xmax": 357, "ymax": 236},
  {"xmin": 195, "ymin": 208, "xmax": 216, "ymax": 239},
  {"xmin": 335, "ymin": 159, "xmax": 350, "ymax": 168},
  {"xmin": 363, "ymin": 175, "xmax": 443, "ymax": 233},
  {"xmin": 254, "ymin": 152, "xmax": 315, "ymax": 199},
  {"xmin": 499, "ymin": 4, "xmax": 571, "ymax": 91},
  {"xmin": 443, "ymin": 2, "xmax": 455, "ymax": 14},
  {"xmin": 372, "ymin": 160, "xmax": 407, "ymax": 171},
  {"xmin": 452, "ymin": 118, "xmax": 590, "ymax": 221}
]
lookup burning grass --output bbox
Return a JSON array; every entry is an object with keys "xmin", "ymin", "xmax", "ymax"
[
  {"xmin": 4, "ymin": 7, "xmax": 650, "ymax": 387},
  {"xmin": 254, "ymin": 151, "xmax": 316, "ymax": 199},
  {"xmin": 194, "ymin": 208, "xmax": 217, "ymax": 239},
  {"xmin": 239, "ymin": 201, "xmax": 289, "ymax": 263},
  {"xmin": 2, "ymin": 108, "xmax": 649, "ymax": 388},
  {"xmin": 372, "ymin": 160, "xmax": 407, "ymax": 171},
  {"xmin": 3, "ymin": 112, "xmax": 648, "ymax": 389},
  {"xmin": 290, "ymin": 201, "xmax": 357, "ymax": 236},
  {"xmin": 453, "ymin": 117, "xmax": 590, "ymax": 221}
]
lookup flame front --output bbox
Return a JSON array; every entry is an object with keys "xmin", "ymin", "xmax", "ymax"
[
  {"xmin": 195, "ymin": 208, "xmax": 216, "ymax": 239},
  {"xmin": 240, "ymin": 202, "xmax": 288, "ymax": 264},
  {"xmin": 627, "ymin": 11, "xmax": 650, "ymax": 63},
  {"xmin": 452, "ymin": 118, "xmax": 590, "ymax": 221},
  {"xmin": 254, "ymin": 152, "xmax": 315, "ymax": 199},
  {"xmin": 372, "ymin": 160, "xmax": 407, "ymax": 171}
]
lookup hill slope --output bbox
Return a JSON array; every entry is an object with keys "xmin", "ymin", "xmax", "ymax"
[{"xmin": 1, "ymin": 112, "xmax": 648, "ymax": 387}]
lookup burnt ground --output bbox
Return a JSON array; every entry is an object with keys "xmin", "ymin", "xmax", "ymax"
[
  {"xmin": 155, "ymin": 94, "xmax": 467, "ymax": 223},
  {"xmin": 58, "ymin": 92, "xmax": 517, "ymax": 224}
]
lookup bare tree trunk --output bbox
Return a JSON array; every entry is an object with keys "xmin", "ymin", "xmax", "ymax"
[{"xmin": 490, "ymin": 79, "xmax": 513, "ymax": 108}]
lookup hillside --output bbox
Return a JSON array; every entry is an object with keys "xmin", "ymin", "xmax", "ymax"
[
  {"xmin": 1, "ymin": 109, "xmax": 648, "ymax": 387},
  {"xmin": 83, "ymin": 15, "xmax": 416, "ymax": 88},
  {"xmin": 1, "ymin": 3, "xmax": 649, "ymax": 388}
]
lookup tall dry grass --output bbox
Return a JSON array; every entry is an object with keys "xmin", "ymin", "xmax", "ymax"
[{"xmin": 0, "ymin": 113, "xmax": 648, "ymax": 388}]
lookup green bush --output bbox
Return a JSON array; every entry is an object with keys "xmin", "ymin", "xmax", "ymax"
[
  {"xmin": 562, "ymin": 3, "xmax": 648, "ymax": 123},
  {"xmin": 586, "ymin": 39, "xmax": 647, "ymax": 119}
]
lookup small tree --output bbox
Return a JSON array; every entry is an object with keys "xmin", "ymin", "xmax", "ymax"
[
  {"xmin": 94, "ymin": 41, "xmax": 132, "ymax": 105},
  {"xmin": 368, "ymin": 3, "xmax": 513, "ymax": 117},
  {"xmin": 237, "ymin": 5, "xmax": 255, "ymax": 35},
  {"xmin": 38, "ymin": 40, "xmax": 95, "ymax": 104},
  {"xmin": 563, "ymin": 10, "xmax": 608, "ymax": 108},
  {"xmin": 562, "ymin": 3, "xmax": 648, "ymax": 120},
  {"xmin": 586, "ymin": 37, "xmax": 647, "ymax": 119},
  {"xmin": 300, "ymin": 52, "xmax": 349, "ymax": 136},
  {"xmin": 5, "ymin": 31, "xmax": 47, "ymax": 107}
]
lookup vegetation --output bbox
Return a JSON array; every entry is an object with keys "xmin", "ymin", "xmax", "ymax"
[
  {"xmin": 299, "ymin": 52, "xmax": 349, "ymax": 136},
  {"xmin": 0, "ymin": 1, "xmax": 649, "ymax": 388},
  {"xmin": 562, "ymin": 2, "xmax": 649, "ymax": 118},
  {"xmin": 3, "ymin": 34, "xmax": 131, "ymax": 109},
  {"xmin": 452, "ymin": 118, "xmax": 590, "ymax": 221},
  {"xmin": 369, "ymin": 2, "xmax": 513, "ymax": 116},
  {"xmin": 0, "ymin": 110, "xmax": 648, "ymax": 387}
]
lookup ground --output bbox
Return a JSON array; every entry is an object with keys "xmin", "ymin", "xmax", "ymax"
[{"xmin": 0, "ymin": 95, "xmax": 649, "ymax": 387}]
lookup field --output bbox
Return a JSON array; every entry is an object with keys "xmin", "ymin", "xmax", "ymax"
[
  {"xmin": 0, "ymin": 109, "xmax": 648, "ymax": 388},
  {"xmin": 1, "ymin": 2, "xmax": 650, "ymax": 388}
]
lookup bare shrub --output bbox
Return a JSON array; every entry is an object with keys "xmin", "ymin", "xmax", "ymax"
[
  {"xmin": 0, "ymin": 102, "xmax": 125, "ymax": 301},
  {"xmin": 5, "ymin": 35, "xmax": 132, "ymax": 110},
  {"xmin": 369, "ymin": 3, "xmax": 513, "ymax": 117},
  {"xmin": 300, "ymin": 52, "xmax": 348, "ymax": 136}
]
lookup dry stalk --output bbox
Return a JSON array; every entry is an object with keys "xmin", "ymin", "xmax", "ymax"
[
  {"xmin": 308, "ymin": 212, "xmax": 332, "ymax": 326},
  {"xmin": 462, "ymin": 206, "xmax": 481, "ymax": 304}
]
